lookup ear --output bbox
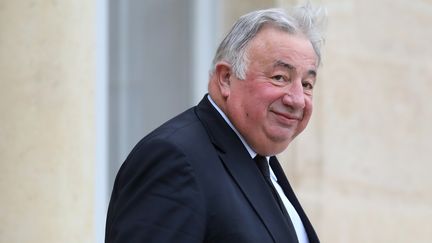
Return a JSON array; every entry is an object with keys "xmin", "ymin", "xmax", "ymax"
[{"xmin": 214, "ymin": 61, "xmax": 233, "ymax": 98}]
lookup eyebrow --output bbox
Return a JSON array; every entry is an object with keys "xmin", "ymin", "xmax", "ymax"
[
  {"xmin": 274, "ymin": 60, "xmax": 295, "ymax": 70},
  {"xmin": 308, "ymin": 69, "xmax": 317, "ymax": 78},
  {"xmin": 274, "ymin": 60, "xmax": 317, "ymax": 78}
]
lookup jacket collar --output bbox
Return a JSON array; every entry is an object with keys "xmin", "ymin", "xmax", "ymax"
[{"xmin": 206, "ymin": 95, "xmax": 257, "ymax": 157}]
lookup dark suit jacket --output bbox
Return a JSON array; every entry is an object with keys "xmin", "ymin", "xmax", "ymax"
[{"xmin": 105, "ymin": 95, "xmax": 319, "ymax": 243}]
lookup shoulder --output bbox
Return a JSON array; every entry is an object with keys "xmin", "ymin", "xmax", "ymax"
[
  {"xmin": 106, "ymin": 117, "xmax": 209, "ymax": 242},
  {"xmin": 115, "ymin": 107, "xmax": 213, "ymax": 186}
]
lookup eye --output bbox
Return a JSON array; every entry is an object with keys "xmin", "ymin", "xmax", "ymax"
[
  {"xmin": 302, "ymin": 81, "xmax": 314, "ymax": 90},
  {"xmin": 272, "ymin": 75, "xmax": 287, "ymax": 82}
]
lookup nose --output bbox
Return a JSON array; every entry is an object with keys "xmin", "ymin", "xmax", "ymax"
[{"xmin": 282, "ymin": 80, "xmax": 305, "ymax": 110}]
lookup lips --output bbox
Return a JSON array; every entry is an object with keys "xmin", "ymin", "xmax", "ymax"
[
  {"xmin": 272, "ymin": 110, "xmax": 301, "ymax": 120},
  {"xmin": 270, "ymin": 110, "xmax": 302, "ymax": 126}
]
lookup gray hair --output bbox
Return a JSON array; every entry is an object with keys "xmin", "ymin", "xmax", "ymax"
[{"xmin": 210, "ymin": 3, "xmax": 326, "ymax": 80}]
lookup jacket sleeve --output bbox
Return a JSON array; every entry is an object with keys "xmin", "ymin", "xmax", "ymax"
[{"xmin": 105, "ymin": 138, "xmax": 207, "ymax": 243}]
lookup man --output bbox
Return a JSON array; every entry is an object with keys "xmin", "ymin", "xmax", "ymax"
[{"xmin": 106, "ymin": 4, "xmax": 325, "ymax": 243}]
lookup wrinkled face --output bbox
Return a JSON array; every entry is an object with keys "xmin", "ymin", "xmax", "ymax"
[{"xmin": 224, "ymin": 27, "xmax": 318, "ymax": 155}]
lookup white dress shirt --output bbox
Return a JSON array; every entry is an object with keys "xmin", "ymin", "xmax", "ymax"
[{"xmin": 208, "ymin": 95, "xmax": 309, "ymax": 243}]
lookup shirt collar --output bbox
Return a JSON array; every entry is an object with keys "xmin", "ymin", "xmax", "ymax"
[
  {"xmin": 207, "ymin": 95, "xmax": 276, "ymax": 181},
  {"xmin": 207, "ymin": 95, "xmax": 257, "ymax": 159}
]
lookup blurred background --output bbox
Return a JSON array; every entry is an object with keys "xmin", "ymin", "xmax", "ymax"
[{"xmin": 1, "ymin": 0, "xmax": 431, "ymax": 242}]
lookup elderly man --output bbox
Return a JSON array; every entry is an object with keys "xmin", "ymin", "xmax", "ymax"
[{"xmin": 106, "ymin": 4, "xmax": 325, "ymax": 243}]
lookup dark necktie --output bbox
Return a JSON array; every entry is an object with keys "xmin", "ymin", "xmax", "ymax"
[{"xmin": 254, "ymin": 155, "xmax": 298, "ymax": 242}]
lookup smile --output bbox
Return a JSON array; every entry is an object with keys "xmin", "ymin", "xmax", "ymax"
[{"xmin": 271, "ymin": 110, "xmax": 301, "ymax": 125}]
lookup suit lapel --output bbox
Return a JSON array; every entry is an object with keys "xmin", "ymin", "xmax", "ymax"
[
  {"xmin": 195, "ymin": 96, "xmax": 298, "ymax": 243},
  {"xmin": 270, "ymin": 156, "xmax": 320, "ymax": 243}
]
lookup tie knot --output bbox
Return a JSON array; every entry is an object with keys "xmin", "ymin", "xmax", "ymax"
[{"xmin": 254, "ymin": 155, "xmax": 270, "ymax": 180}]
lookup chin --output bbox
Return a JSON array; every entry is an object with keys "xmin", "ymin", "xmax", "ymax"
[
  {"xmin": 259, "ymin": 139, "xmax": 292, "ymax": 156},
  {"xmin": 269, "ymin": 132, "xmax": 295, "ymax": 144}
]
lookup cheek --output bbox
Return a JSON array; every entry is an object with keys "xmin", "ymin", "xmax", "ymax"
[
  {"xmin": 243, "ymin": 87, "xmax": 267, "ymax": 116},
  {"xmin": 234, "ymin": 81, "xmax": 275, "ymax": 122},
  {"xmin": 301, "ymin": 100, "xmax": 313, "ymax": 124},
  {"xmin": 305, "ymin": 98, "xmax": 313, "ymax": 114}
]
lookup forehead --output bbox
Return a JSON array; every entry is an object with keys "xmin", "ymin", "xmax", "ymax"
[{"xmin": 246, "ymin": 27, "xmax": 317, "ymax": 69}]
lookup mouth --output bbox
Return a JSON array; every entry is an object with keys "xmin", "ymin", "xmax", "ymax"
[{"xmin": 270, "ymin": 110, "xmax": 301, "ymax": 125}]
